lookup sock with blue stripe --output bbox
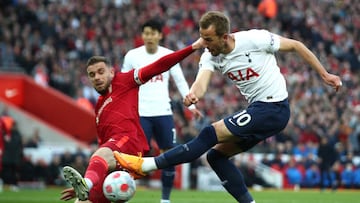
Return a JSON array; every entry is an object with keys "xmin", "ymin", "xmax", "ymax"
[{"xmin": 207, "ymin": 149, "xmax": 254, "ymax": 203}]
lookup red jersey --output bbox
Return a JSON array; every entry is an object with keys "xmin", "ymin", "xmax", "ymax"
[
  {"xmin": 93, "ymin": 45, "xmax": 194, "ymax": 155},
  {"xmin": 95, "ymin": 70, "xmax": 149, "ymax": 154}
]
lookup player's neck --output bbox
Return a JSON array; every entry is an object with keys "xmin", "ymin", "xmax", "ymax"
[
  {"xmin": 223, "ymin": 36, "xmax": 235, "ymax": 54},
  {"xmin": 146, "ymin": 46, "xmax": 158, "ymax": 54}
]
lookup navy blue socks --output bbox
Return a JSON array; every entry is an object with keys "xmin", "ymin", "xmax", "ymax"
[
  {"xmin": 207, "ymin": 149, "xmax": 254, "ymax": 203},
  {"xmin": 161, "ymin": 166, "xmax": 175, "ymax": 200},
  {"xmin": 155, "ymin": 125, "xmax": 218, "ymax": 168}
]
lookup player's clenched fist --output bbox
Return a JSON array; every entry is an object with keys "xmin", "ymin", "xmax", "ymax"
[{"xmin": 183, "ymin": 93, "xmax": 199, "ymax": 106}]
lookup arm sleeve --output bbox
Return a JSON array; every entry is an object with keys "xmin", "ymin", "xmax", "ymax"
[
  {"xmin": 137, "ymin": 45, "xmax": 194, "ymax": 85},
  {"xmin": 121, "ymin": 52, "xmax": 133, "ymax": 72},
  {"xmin": 252, "ymin": 29, "xmax": 280, "ymax": 53},
  {"xmin": 170, "ymin": 64, "xmax": 190, "ymax": 99},
  {"xmin": 170, "ymin": 64, "xmax": 196, "ymax": 110}
]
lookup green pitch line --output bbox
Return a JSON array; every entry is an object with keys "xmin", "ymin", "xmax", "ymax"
[{"xmin": 0, "ymin": 187, "xmax": 358, "ymax": 203}]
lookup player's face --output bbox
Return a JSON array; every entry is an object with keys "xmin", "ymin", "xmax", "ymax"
[
  {"xmin": 199, "ymin": 25, "xmax": 227, "ymax": 56},
  {"xmin": 142, "ymin": 27, "xmax": 162, "ymax": 54},
  {"xmin": 87, "ymin": 62, "xmax": 114, "ymax": 95}
]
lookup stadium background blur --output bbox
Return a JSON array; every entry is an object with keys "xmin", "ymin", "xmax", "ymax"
[{"xmin": 0, "ymin": 0, "xmax": 359, "ymax": 192}]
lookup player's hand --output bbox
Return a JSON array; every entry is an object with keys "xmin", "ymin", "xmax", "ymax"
[
  {"xmin": 323, "ymin": 73, "xmax": 342, "ymax": 92},
  {"xmin": 189, "ymin": 108, "xmax": 204, "ymax": 120},
  {"xmin": 192, "ymin": 38, "xmax": 206, "ymax": 50},
  {"xmin": 183, "ymin": 93, "xmax": 199, "ymax": 106},
  {"xmin": 60, "ymin": 188, "xmax": 76, "ymax": 201}
]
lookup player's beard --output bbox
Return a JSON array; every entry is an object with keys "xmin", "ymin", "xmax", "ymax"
[
  {"xmin": 209, "ymin": 40, "xmax": 227, "ymax": 56},
  {"xmin": 96, "ymin": 80, "xmax": 111, "ymax": 95}
]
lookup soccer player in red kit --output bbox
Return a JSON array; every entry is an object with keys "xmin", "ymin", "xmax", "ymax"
[{"xmin": 60, "ymin": 38, "xmax": 205, "ymax": 203}]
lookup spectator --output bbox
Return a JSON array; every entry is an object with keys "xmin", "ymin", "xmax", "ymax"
[
  {"xmin": 317, "ymin": 136, "xmax": 338, "ymax": 191},
  {"xmin": 271, "ymin": 152, "xmax": 285, "ymax": 170},
  {"xmin": 46, "ymin": 154, "xmax": 63, "ymax": 186},
  {"xmin": 23, "ymin": 128, "xmax": 42, "ymax": 148},
  {"xmin": 341, "ymin": 163, "xmax": 354, "ymax": 188},
  {"xmin": 59, "ymin": 150, "xmax": 74, "ymax": 167},
  {"xmin": 285, "ymin": 159, "xmax": 303, "ymax": 190},
  {"xmin": 302, "ymin": 163, "xmax": 321, "ymax": 188},
  {"xmin": 19, "ymin": 155, "xmax": 36, "ymax": 182},
  {"xmin": 1, "ymin": 121, "xmax": 23, "ymax": 191},
  {"xmin": 235, "ymin": 157, "xmax": 271, "ymax": 189},
  {"xmin": 353, "ymin": 165, "xmax": 360, "ymax": 188},
  {"xmin": 34, "ymin": 159, "xmax": 48, "ymax": 182},
  {"xmin": 257, "ymin": 0, "xmax": 278, "ymax": 20},
  {"xmin": 33, "ymin": 59, "xmax": 49, "ymax": 87},
  {"xmin": 0, "ymin": 118, "xmax": 8, "ymax": 183},
  {"xmin": 75, "ymin": 89, "xmax": 94, "ymax": 112}
]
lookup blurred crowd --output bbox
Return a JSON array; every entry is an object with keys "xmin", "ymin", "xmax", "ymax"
[{"xmin": 1, "ymin": 0, "xmax": 360, "ymax": 190}]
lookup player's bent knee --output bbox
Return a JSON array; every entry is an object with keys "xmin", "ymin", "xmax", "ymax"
[
  {"xmin": 198, "ymin": 125, "xmax": 216, "ymax": 140},
  {"xmin": 206, "ymin": 148, "xmax": 224, "ymax": 164}
]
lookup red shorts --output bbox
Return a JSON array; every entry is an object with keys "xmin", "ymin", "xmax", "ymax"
[{"xmin": 88, "ymin": 136, "xmax": 148, "ymax": 203}]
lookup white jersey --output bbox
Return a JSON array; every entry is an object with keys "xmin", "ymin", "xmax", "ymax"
[
  {"xmin": 122, "ymin": 45, "xmax": 192, "ymax": 116},
  {"xmin": 199, "ymin": 29, "xmax": 288, "ymax": 103}
]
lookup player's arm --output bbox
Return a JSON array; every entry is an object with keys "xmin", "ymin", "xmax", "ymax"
[
  {"xmin": 170, "ymin": 64, "xmax": 191, "ymax": 98},
  {"xmin": 121, "ymin": 52, "xmax": 133, "ymax": 72},
  {"xmin": 278, "ymin": 36, "xmax": 342, "ymax": 92},
  {"xmin": 170, "ymin": 65, "xmax": 203, "ymax": 118},
  {"xmin": 136, "ymin": 38, "xmax": 205, "ymax": 85},
  {"xmin": 183, "ymin": 69, "xmax": 212, "ymax": 106},
  {"xmin": 170, "ymin": 65, "xmax": 195, "ymax": 108}
]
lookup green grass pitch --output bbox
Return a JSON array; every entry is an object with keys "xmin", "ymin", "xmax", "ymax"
[{"xmin": 0, "ymin": 186, "xmax": 358, "ymax": 203}]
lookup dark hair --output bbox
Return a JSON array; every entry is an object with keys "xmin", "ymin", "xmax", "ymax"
[
  {"xmin": 86, "ymin": 56, "xmax": 111, "ymax": 68},
  {"xmin": 199, "ymin": 11, "xmax": 230, "ymax": 36},
  {"xmin": 142, "ymin": 19, "xmax": 163, "ymax": 33}
]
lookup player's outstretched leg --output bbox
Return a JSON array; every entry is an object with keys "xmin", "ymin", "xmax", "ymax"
[
  {"xmin": 63, "ymin": 166, "xmax": 89, "ymax": 201},
  {"xmin": 113, "ymin": 151, "xmax": 146, "ymax": 177}
]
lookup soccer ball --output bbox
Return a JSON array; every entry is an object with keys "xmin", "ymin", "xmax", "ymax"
[{"xmin": 103, "ymin": 171, "xmax": 136, "ymax": 202}]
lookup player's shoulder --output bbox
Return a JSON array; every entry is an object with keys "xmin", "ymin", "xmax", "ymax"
[
  {"xmin": 125, "ymin": 46, "xmax": 146, "ymax": 57},
  {"xmin": 157, "ymin": 46, "xmax": 174, "ymax": 54},
  {"xmin": 235, "ymin": 29, "xmax": 270, "ymax": 38}
]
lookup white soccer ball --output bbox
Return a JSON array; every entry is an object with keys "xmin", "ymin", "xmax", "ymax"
[{"xmin": 103, "ymin": 171, "xmax": 136, "ymax": 202}]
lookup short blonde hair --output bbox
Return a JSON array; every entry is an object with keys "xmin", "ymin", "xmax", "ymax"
[
  {"xmin": 199, "ymin": 11, "xmax": 230, "ymax": 36},
  {"xmin": 86, "ymin": 56, "xmax": 111, "ymax": 68}
]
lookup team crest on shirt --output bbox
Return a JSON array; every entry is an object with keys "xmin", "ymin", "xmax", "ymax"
[{"xmin": 96, "ymin": 96, "xmax": 113, "ymax": 125}]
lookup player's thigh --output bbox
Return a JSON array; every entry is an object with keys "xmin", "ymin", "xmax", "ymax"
[
  {"xmin": 212, "ymin": 142, "xmax": 244, "ymax": 157},
  {"xmin": 140, "ymin": 117, "xmax": 154, "ymax": 144},
  {"xmin": 211, "ymin": 130, "xmax": 262, "ymax": 156},
  {"xmin": 152, "ymin": 115, "xmax": 176, "ymax": 149},
  {"xmin": 222, "ymin": 100, "xmax": 289, "ymax": 152},
  {"xmin": 90, "ymin": 147, "xmax": 116, "ymax": 169},
  {"xmin": 224, "ymin": 100, "xmax": 290, "ymax": 138}
]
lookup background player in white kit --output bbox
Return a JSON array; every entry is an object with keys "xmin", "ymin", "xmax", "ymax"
[
  {"xmin": 121, "ymin": 19, "xmax": 202, "ymax": 203},
  {"xmin": 115, "ymin": 11, "xmax": 342, "ymax": 203}
]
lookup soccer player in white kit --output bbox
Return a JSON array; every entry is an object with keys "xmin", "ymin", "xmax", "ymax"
[
  {"xmin": 121, "ymin": 19, "xmax": 202, "ymax": 203},
  {"xmin": 115, "ymin": 11, "xmax": 342, "ymax": 203}
]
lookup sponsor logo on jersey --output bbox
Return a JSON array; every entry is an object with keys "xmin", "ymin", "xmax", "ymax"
[{"xmin": 227, "ymin": 68, "xmax": 259, "ymax": 81}]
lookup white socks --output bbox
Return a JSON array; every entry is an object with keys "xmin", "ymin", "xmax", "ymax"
[
  {"xmin": 142, "ymin": 157, "xmax": 158, "ymax": 172},
  {"xmin": 84, "ymin": 178, "xmax": 93, "ymax": 190}
]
